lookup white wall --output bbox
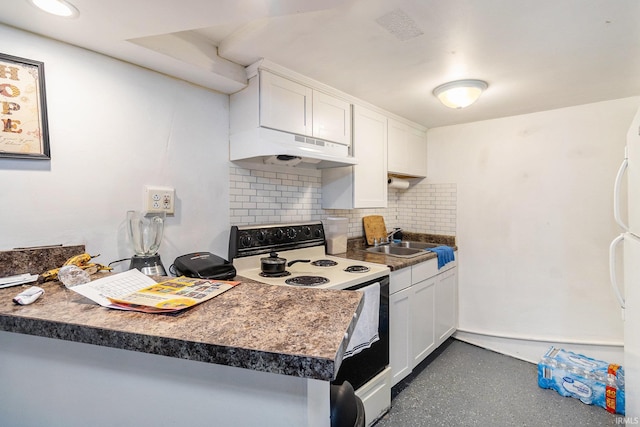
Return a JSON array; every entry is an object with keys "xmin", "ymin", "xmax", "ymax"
[
  {"xmin": 427, "ymin": 97, "xmax": 639, "ymax": 362},
  {"xmin": 0, "ymin": 25, "xmax": 231, "ymax": 269}
]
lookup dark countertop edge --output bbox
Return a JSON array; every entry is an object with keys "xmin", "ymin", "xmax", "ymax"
[
  {"xmin": 381, "ymin": 252, "xmax": 440, "ymax": 271},
  {"xmin": 0, "ymin": 313, "xmax": 339, "ymax": 382}
]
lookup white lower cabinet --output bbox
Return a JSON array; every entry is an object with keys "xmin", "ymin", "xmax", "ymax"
[
  {"xmin": 389, "ymin": 255, "xmax": 457, "ymax": 386},
  {"xmin": 435, "ymin": 267, "xmax": 458, "ymax": 346},
  {"xmin": 389, "ymin": 286, "xmax": 412, "ymax": 385},
  {"xmin": 411, "ymin": 276, "xmax": 436, "ymax": 368}
]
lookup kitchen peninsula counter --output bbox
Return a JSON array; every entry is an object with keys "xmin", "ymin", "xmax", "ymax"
[
  {"xmin": 0, "ymin": 275, "xmax": 363, "ymax": 380},
  {"xmin": 0, "ymin": 276, "xmax": 363, "ymax": 427},
  {"xmin": 0, "ymin": 275, "xmax": 363, "ymax": 427}
]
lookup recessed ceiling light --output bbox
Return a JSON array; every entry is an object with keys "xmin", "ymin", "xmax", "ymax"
[{"xmin": 28, "ymin": 0, "xmax": 79, "ymax": 18}]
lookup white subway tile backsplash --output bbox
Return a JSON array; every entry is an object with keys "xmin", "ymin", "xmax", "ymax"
[
  {"xmin": 229, "ymin": 165, "xmax": 456, "ymax": 236},
  {"xmin": 230, "ymin": 164, "xmax": 323, "ymax": 225}
]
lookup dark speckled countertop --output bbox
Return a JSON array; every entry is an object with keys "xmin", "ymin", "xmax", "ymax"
[
  {"xmin": 0, "ymin": 275, "xmax": 363, "ymax": 381},
  {"xmin": 0, "ymin": 236, "xmax": 453, "ymax": 382}
]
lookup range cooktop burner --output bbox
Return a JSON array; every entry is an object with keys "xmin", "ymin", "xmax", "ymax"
[
  {"xmin": 285, "ymin": 275, "xmax": 330, "ymax": 286},
  {"xmin": 344, "ymin": 265, "xmax": 371, "ymax": 273},
  {"xmin": 311, "ymin": 259, "xmax": 338, "ymax": 267},
  {"xmin": 260, "ymin": 271, "xmax": 291, "ymax": 278}
]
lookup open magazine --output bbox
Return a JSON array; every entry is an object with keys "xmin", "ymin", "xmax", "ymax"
[{"xmin": 69, "ymin": 269, "xmax": 240, "ymax": 313}]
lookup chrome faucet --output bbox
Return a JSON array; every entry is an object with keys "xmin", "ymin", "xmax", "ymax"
[
  {"xmin": 387, "ymin": 228, "xmax": 402, "ymax": 241},
  {"xmin": 373, "ymin": 237, "xmax": 387, "ymax": 247},
  {"xmin": 373, "ymin": 228, "xmax": 402, "ymax": 247}
]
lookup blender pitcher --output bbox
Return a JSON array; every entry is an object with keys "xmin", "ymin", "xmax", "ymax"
[{"xmin": 126, "ymin": 210, "xmax": 167, "ymax": 276}]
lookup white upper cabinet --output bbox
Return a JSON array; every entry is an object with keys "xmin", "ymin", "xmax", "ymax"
[
  {"xmin": 260, "ymin": 71, "xmax": 312, "ymax": 136},
  {"xmin": 352, "ymin": 105, "xmax": 388, "ymax": 207},
  {"xmin": 312, "ymin": 91, "xmax": 351, "ymax": 145},
  {"xmin": 322, "ymin": 105, "xmax": 388, "ymax": 209},
  {"xmin": 259, "ymin": 70, "xmax": 351, "ymax": 145},
  {"xmin": 387, "ymin": 118, "xmax": 428, "ymax": 177}
]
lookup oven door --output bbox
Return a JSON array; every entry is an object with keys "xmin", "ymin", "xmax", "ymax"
[{"xmin": 333, "ymin": 275, "xmax": 389, "ymax": 390}]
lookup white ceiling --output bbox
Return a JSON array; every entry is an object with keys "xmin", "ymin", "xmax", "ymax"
[{"xmin": 2, "ymin": 0, "xmax": 639, "ymax": 128}]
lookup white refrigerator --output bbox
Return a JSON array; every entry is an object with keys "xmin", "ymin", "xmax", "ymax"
[{"xmin": 610, "ymin": 106, "xmax": 640, "ymax": 418}]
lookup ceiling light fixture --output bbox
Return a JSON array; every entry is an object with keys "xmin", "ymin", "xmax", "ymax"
[
  {"xmin": 433, "ymin": 79, "xmax": 488, "ymax": 109},
  {"xmin": 28, "ymin": 0, "xmax": 79, "ymax": 18}
]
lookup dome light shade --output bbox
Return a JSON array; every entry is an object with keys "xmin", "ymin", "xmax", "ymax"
[
  {"xmin": 28, "ymin": 0, "xmax": 79, "ymax": 17},
  {"xmin": 433, "ymin": 79, "xmax": 488, "ymax": 109}
]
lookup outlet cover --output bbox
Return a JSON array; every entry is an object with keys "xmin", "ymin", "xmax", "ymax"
[{"xmin": 144, "ymin": 185, "xmax": 175, "ymax": 215}]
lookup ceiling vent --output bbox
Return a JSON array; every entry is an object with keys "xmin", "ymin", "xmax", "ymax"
[{"xmin": 375, "ymin": 8, "xmax": 424, "ymax": 41}]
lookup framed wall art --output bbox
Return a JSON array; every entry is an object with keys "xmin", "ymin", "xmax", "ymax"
[{"xmin": 0, "ymin": 53, "xmax": 50, "ymax": 159}]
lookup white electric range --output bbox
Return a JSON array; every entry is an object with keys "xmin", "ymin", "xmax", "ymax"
[
  {"xmin": 228, "ymin": 221, "xmax": 392, "ymax": 425},
  {"xmin": 231, "ymin": 245, "xmax": 389, "ymax": 290},
  {"xmin": 229, "ymin": 222, "xmax": 389, "ymax": 289}
]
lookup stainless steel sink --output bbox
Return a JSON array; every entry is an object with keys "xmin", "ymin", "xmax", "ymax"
[
  {"xmin": 366, "ymin": 245, "xmax": 424, "ymax": 258},
  {"xmin": 365, "ymin": 241, "xmax": 441, "ymax": 258},
  {"xmin": 392, "ymin": 241, "xmax": 440, "ymax": 250}
]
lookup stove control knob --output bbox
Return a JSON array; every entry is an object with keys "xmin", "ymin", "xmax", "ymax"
[
  {"xmin": 302, "ymin": 226, "xmax": 311, "ymax": 236},
  {"xmin": 275, "ymin": 229, "xmax": 284, "ymax": 240},
  {"xmin": 287, "ymin": 227, "xmax": 297, "ymax": 239},
  {"xmin": 240, "ymin": 234, "xmax": 252, "ymax": 248},
  {"xmin": 256, "ymin": 231, "xmax": 266, "ymax": 242},
  {"xmin": 314, "ymin": 228, "xmax": 323, "ymax": 238}
]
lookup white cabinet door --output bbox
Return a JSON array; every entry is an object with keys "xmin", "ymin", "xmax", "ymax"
[
  {"xmin": 406, "ymin": 125, "xmax": 427, "ymax": 176},
  {"xmin": 313, "ymin": 91, "xmax": 351, "ymax": 146},
  {"xmin": 435, "ymin": 267, "xmax": 458, "ymax": 346},
  {"xmin": 387, "ymin": 118, "xmax": 427, "ymax": 177},
  {"xmin": 321, "ymin": 105, "xmax": 387, "ymax": 209},
  {"xmin": 411, "ymin": 277, "xmax": 436, "ymax": 368},
  {"xmin": 387, "ymin": 119, "xmax": 404, "ymax": 173},
  {"xmin": 260, "ymin": 70, "xmax": 352, "ymax": 146},
  {"xmin": 260, "ymin": 71, "xmax": 312, "ymax": 136},
  {"xmin": 353, "ymin": 105, "xmax": 387, "ymax": 208},
  {"xmin": 390, "ymin": 286, "xmax": 412, "ymax": 386}
]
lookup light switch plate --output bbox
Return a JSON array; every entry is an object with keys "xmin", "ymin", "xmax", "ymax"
[{"xmin": 144, "ymin": 185, "xmax": 175, "ymax": 215}]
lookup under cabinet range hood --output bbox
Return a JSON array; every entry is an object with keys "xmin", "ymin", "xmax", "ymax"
[{"xmin": 230, "ymin": 127, "xmax": 358, "ymax": 169}]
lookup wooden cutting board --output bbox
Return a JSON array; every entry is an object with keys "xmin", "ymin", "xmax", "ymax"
[{"xmin": 363, "ymin": 215, "xmax": 387, "ymax": 245}]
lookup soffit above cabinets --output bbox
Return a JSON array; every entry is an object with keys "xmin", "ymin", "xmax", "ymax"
[{"xmin": 1, "ymin": 0, "xmax": 639, "ymax": 127}]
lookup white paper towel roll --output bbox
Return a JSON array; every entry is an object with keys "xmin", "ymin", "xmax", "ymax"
[{"xmin": 388, "ymin": 177, "xmax": 410, "ymax": 190}]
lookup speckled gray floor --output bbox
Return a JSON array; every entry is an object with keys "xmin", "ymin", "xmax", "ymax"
[{"xmin": 374, "ymin": 339, "xmax": 620, "ymax": 426}]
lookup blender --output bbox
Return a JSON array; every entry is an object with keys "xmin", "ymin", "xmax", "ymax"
[{"xmin": 126, "ymin": 210, "xmax": 167, "ymax": 276}]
